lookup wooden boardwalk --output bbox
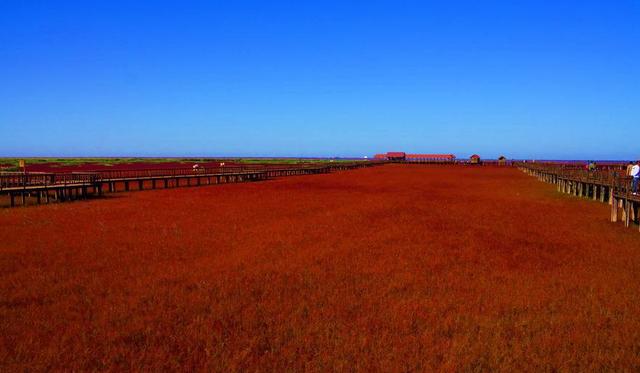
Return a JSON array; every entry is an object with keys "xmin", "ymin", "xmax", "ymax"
[
  {"xmin": 0, "ymin": 162, "xmax": 378, "ymax": 208},
  {"xmin": 519, "ymin": 163, "xmax": 640, "ymax": 232}
]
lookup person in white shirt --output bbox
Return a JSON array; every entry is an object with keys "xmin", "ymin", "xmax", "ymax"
[
  {"xmin": 627, "ymin": 161, "xmax": 634, "ymax": 176},
  {"xmin": 631, "ymin": 161, "xmax": 640, "ymax": 195}
]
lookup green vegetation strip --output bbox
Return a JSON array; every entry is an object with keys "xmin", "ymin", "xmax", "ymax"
[{"xmin": 0, "ymin": 157, "xmax": 367, "ymax": 171}]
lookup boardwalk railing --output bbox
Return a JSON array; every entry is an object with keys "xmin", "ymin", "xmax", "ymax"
[
  {"xmin": 0, "ymin": 172, "xmax": 100, "ymax": 191},
  {"xmin": 0, "ymin": 161, "xmax": 381, "ymax": 207},
  {"xmin": 517, "ymin": 162, "xmax": 639, "ymax": 232},
  {"xmin": 0, "ymin": 172, "xmax": 55, "ymax": 190},
  {"xmin": 93, "ymin": 164, "xmax": 325, "ymax": 180}
]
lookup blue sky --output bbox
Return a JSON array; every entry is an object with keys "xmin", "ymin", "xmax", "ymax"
[{"xmin": 0, "ymin": 1, "xmax": 638, "ymax": 159}]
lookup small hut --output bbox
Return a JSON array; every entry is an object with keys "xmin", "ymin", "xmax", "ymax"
[
  {"xmin": 469, "ymin": 154, "xmax": 481, "ymax": 165},
  {"xmin": 497, "ymin": 155, "xmax": 507, "ymax": 166}
]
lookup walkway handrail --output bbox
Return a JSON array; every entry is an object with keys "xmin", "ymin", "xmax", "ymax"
[
  {"xmin": 1, "ymin": 162, "xmax": 378, "ymax": 191},
  {"xmin": 515, "ymin": 162, "xmax": 634, "ymax": 199},
  {"xmin": 0, "ymin": 172, "xmax": 99, "ymax": 191}
]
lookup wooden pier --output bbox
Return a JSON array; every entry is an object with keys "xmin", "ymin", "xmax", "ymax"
[
  {"xmin": 519, "ymin": 163, "xmax": 640, "ymax": 232},
  {"xmin": 0, "ymin": 162, "xmax": 378, "ymax": 208}
]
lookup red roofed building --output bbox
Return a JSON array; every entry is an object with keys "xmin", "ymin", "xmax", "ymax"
[
  {"xmin": 469, "ymin": 154, "xmax": 481, "ymax": 164},
  {"xmin": 386, "ymin": 152, "xmax": 406, "ymax": 161},
  {"xmin": 373, "ymin": 154, "xmax": 388, "ymax": 160},
  {"xmin": 406, "ymin": 154, "xmax": 456, "ymax": 162}
]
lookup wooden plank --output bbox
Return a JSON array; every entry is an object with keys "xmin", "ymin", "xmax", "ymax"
[{"xmin": 625, "ymin": 200, "xmax": 631, "ymax": 227}]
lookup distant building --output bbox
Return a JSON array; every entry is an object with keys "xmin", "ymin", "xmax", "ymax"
[
  {"xmin": 406, "ymin": 154, "xmax": 456, "ymax": 162},
  {"xmin": 469, "ymin": 154, "xmax": 481, "ymax": 164},
  {"xmin": 373, "ymin": 152, "xmax": 458, "ymax": 162},
  {"xmin": 386, "ymin": 152, "xmax": 406, "ymax": 161},
  {"xmin": 497, "ymin": 155, "xmax": 507, "ymax": 165}
]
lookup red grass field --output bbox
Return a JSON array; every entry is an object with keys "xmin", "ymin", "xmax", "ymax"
[{"xmin": 2, "ymin": 164, "xmax": 640, "ymax": 371}]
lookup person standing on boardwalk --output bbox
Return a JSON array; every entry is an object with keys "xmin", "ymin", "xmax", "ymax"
[
  {"xmin": 631, "ymin": 161, "xmax": 640, "ymax": 195},
  {"xmin": 627, "ymin": 161, "xmax": 634, "ymax": 176}
]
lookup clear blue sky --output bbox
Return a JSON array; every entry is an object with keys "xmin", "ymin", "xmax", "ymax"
[{"xmin": 1, "ymin": 1, "xmax": 638, "ymax": 159}]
